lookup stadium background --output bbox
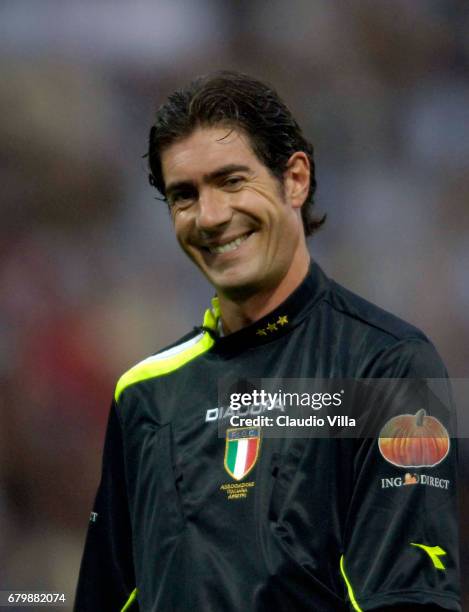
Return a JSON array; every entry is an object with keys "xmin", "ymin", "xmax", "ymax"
[{"xmin": 0, "ymin": 1, "xmax": 468, "ymax": 608}]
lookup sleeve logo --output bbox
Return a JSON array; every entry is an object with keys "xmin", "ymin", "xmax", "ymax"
[
  {"xmin": 378, "ymin": 409, "xmax": 450, "ymax": 468},
  {"xmin": 410, "ymin": 543, "xmax": 447, "ymax": 570}
]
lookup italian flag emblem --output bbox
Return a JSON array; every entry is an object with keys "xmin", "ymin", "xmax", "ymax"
[{"xmin": 224, "ymin": 427, "xmax": 261, "ymax": 480}]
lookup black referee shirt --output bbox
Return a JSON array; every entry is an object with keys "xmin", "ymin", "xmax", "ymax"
[{"xmin": 75, "ymin": 262, "xmax": 460, "ymax": 611}]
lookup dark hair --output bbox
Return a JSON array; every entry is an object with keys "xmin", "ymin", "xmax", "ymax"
[{"xmin": 147, "ymin": 71, "xmax": 325, "ymax": 236}]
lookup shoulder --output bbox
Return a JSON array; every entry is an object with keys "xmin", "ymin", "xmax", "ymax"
[
  {"xmin": 114, "ymin": 327, "xmax": 214, "ymax": 402},
  {"xmin": 321, "ymin": 275, "xmax": 447, "ymax": 378},
  {"xmin": 325, "ymin": 278, "xmax": 426, "ymax": 343}
]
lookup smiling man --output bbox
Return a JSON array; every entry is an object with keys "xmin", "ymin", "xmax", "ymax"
[
  {"xmin": 74, "ymin": 72, "xmax": 460, "ymax": 611},
  {"xmin": 162, "ymin": 126, "xmax": 311, "ymax": 332}
]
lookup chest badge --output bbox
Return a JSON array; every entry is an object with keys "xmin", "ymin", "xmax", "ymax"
[{"xmin": 224, "ymin": 427, "xmax": 261, "ymax": 480}]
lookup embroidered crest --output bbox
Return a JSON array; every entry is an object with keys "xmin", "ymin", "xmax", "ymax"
[{"xmin": 224, "ymin": 427, "xmax": 261, "ymax": 480}]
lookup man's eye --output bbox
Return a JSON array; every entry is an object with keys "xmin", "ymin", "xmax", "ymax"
[
  {"xmin": 223, "ymin": 176, "xmax": 244, "ymax": 189},
  {"xmin": 168, "ymin": 191, "xmax": 196, "ymax": 208}
]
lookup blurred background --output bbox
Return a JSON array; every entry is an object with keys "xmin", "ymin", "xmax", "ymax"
[{"xmin": 0, "ymin": 0, "xmax": 468, "ymax": 608}]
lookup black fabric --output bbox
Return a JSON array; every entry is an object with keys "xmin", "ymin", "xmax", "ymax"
[
  {"xmin": 74, "ymin": 402, "xmax": 136, "ymax": 611},
  {"xmin": 74, "ymin": 262, "xmax": 460, "ymax": 611}
]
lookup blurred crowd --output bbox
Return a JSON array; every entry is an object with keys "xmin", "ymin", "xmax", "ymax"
[{"xmin": 0, "ymin": 0, "xmax": 468, "ymax": 608}]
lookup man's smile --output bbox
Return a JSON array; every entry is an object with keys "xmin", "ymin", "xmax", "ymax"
[{"xmin": 200, "ymin": 231, "xmax": 255, "ymax": 255}]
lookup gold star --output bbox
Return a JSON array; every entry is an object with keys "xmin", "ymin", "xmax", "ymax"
[
  {"xmin": 256, "ymin": 328, "xmax": 267, "ymax": 336},
  {"xmin": 266, "ymin": 322, "xmax": 278, "ymax": 332},
  {"xmin": 277, "ymin": 315, "xmax": 288, "ymax": 326}
]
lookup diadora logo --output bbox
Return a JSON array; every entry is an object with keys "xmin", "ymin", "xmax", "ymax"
[
  {"xmin": 410, "ymin": 543, "xmax": 447, "ymax": 570},
  {"xmin": 205, "ymin": 401, "xmax": 284, "ymax": 423}
]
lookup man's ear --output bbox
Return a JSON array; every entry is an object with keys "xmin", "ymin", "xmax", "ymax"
[{"xmin": 283, "ymin": 152, "xmax": 310, "ymax": 209}]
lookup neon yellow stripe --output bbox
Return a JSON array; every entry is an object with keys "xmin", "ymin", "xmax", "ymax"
[
  {"xmin": 340, "ymin": 555, "xmax": 363, "ymax": 612},
  {"xmin": 120, "ymin": 587, "xmax": 138, "ymax": 612},
  {"xmin": 115, "ymin": 332, "xmax": 215, "ymax": 401},
  {"xmin": 206, "ymin": 297, "xmax": 220, "ymax": 327}
]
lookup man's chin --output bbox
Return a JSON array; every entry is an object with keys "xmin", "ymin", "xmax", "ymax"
[{"xmin": 206, "ymin": 268, "xmax": 261, "ymax": 301}]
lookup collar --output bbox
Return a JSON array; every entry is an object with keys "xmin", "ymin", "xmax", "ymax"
[{"xmin": 201, "ymin": 261, "xmax": 329, "ymax": 356}]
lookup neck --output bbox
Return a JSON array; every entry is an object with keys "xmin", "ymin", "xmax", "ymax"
[{"xmin": 218, "ymin": 249, "xmax": 311, "ymax": 335}]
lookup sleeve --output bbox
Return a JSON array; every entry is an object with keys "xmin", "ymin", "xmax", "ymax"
[
  {"xmin": 74, "ymin": 401, "xmax": 138, "ymax": 612},
  {"xmin": 341, "ymin": 339, "xmax": 461, "ymax": 611}
]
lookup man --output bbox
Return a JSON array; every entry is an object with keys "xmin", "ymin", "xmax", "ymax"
[{"xmin": 75, "ymin": 72, "xmax": 460, "ymax": 611}]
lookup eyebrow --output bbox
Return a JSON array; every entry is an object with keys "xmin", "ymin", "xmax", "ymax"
[{"xmin": 165, "ymin": 164, "xmax": 252, "ymax": 197}]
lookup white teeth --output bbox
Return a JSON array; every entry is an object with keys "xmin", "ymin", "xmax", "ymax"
[{"xmin": 209, "ymin": 233, "xmax": 250, "ymax": 254}]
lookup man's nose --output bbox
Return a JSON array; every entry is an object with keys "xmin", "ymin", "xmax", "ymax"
[{"xmin": 196, "ymin": 187, "xmax": 232, "ymax": 232}]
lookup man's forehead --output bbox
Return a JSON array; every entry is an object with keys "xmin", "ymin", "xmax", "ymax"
[{"xmin": 161, "ymin": 126, "xmax": 257, "ymax": 182}]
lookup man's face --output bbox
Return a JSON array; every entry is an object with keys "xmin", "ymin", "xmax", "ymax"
[{"xmin": 161, "ymin": 126, "xmax": 306, "ymax": 299}]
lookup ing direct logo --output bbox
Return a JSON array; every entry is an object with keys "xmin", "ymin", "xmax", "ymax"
[{"xmin": 380, "ymin": 472, "xmax": 450, "ymax": 490}]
